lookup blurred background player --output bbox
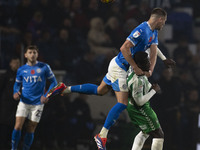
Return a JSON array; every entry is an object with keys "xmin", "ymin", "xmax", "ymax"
[
  {"xmin": 11, "ymin": 45, "xmax": 57, "ymax": 150},
  {"xmin": 0, "ymin": 57, "xmax": 20, "ymax": 149},
  {"xmin": 48, "ymin": 8, "xmax": 175, "ymax": 150},
  {"xmin": 126, "ymin": 51, "xmax": 164, "ymax": 150}
]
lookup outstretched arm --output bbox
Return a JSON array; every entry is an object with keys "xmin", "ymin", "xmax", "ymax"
[{"xmin": 157, "ymin": 48, "xmax": 176, "ymax": 68}]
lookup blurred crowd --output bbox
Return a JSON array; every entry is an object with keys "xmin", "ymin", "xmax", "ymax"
[{"xmin": 1, "ymin": 0, "xmax": 200, "ymax": 149}]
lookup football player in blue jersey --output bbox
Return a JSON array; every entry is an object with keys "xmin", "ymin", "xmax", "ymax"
[
  {"xmin": 11, "ymin": 45, "xmax": 58, "ymax": 150},
  {"xmin": 48, "ymin": 8, "xmax": 175, "ymax": 150}
]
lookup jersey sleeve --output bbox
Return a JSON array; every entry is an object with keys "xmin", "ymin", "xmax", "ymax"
[
  {"xmin": 132, "ymin": 78, "xmax": 156, "ymax": 106},
  {"xmin": 152, "ymin": 30, "xmax": 158, "ymax": 45},
  {"xmin": 13, "ymin": 68, "xmax": 22, "ymax": 94},
  {"xmin": 44, "ymin": 64, "xmax": 57, "ymax": 97},
  {"xmin": 127, "ymin": 28, "xmax": 143, "ymax": 46}
]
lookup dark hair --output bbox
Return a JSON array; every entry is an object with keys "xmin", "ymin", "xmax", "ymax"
[
  {"xmin": 133, "ymin": 51, "xmax": 150, "ymax": 72},
  {"xmin": 151, "ymin": 8, "xmax": 167, "ymax": 17},
  {"xmin": 25, "ymin": 45, "xmax": 39, "ymax": 53}
]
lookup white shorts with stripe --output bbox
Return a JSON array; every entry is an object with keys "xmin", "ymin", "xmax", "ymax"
[
  {"xmin": 103, "ymin": 56, "xmax": 128, "ymax": 92},
  {"xmin": 16, "ymin": 101, "xmax": 44, "ymax": 123}
]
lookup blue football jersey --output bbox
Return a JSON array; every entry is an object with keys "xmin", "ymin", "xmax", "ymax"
[
  {"xmin": 13, "ymin": 61, "xmax": 57, "ymax": 105},
  {"xmin": 115, "ymin": 21, "xmax": 158, "ymax": 71}
]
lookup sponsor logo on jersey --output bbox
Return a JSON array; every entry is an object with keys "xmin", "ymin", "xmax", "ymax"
[
  {"xmin": 24, "ymin": 76, "xmax": 42, "ymax": 83},
  {"xmin": 133, "ymin": 31, "xmax": 141, "ymax": 38},
  {"xmin": 24, "ymin": 70, "xmax": 27, "ymax": 73},
  {"xmin": 153, "ymin": 34, "xmax": 155, "ymax": 40}
]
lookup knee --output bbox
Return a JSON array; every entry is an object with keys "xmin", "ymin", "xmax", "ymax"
[
  {"xmin": 97, "ymin": 87, "xmax": 109, "ymax": 96},
  {"xmin": 14, "ymin": 126, "xmax": 22, "ymax": 131},
  {"xmin": 26, "ymin": 122, "xmax": 38, "ymax": 133}
]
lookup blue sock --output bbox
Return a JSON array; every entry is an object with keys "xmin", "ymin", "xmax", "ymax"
[
  {"xmin": 11, "ymin": 129, "xmax": 21, "ymax": 150},
  {"xmin": 23, "ymin": 132, "xmax": 34, "ymax": 150},
  {"xmin": 71, "ymin": 84, "xmax": 98, "ymax": 95},
  {"xmin": 104, "ymin": 103, "xmax": 127, "ymax": 129}
]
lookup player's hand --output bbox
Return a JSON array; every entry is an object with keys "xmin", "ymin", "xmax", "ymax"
[
  {"xmin": 151, "ymin": 84, "xmax": 160, "ymax": 92},
  {"xmin": 133, "ymin": 66, "xmax": 144, "ymax": 76},
  {"xmin": 144, "ymin": 70, "xmax": 152, "ymax": 77},
  {"xmin": 40, "ymin": 96, "xmax": 49, "ymax": 104},
  {"xmin": 13, "ymin": 92, "xmax": 21, "ymax": 100},
  {"xmin": 163, "ymin": 58, "xmax": 176, "ymax": 68}
]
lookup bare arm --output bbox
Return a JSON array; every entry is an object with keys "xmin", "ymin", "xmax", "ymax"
[
  {"xmin": 149, "ymin": 45, "xmax": 157, "ymax": 74},
  {"xmin": 120, "ymin": 40, "xmax": 143, "ymax": 75}
]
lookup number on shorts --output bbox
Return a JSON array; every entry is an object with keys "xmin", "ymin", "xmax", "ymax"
[{"xmin": 35, "ymin": 110, "xmax": 42, "ymax": 118}]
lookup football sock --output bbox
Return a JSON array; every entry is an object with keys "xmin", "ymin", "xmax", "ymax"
[
  {"xmin": 71, "ymin": 84, "xmax": 98, "ymax": 95},
  {"xmin": 103, "ymin": 103, "xmax": 127, "ymax": 134},
  {"xmin": 151, "ymin": 138, "xmax": 164, "ymax": 150},
  {"xmin": 11, "ymin": 129, "xmax": 21, "ymax": 150},
  {"xmin": 99, "ymin": 127, "xmax": 109, "ymax": 138},
  {"xmin": 23, "ymin": 132, "xmax": 34, "ymax": 150},
  {"xmin": 131, "ymin": 131, "xmax": 149, "ymax": 150}
]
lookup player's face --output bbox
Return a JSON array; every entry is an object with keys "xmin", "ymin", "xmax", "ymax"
[
  {"xmin": 25, "ymin": 49, "xmax": 38, "ymax": 63},
  {"xmin": 155, "ymin": 16, "xmax": 167, "ymax": 30},
  {"xmin": 10, "ymin": 59, "xmax": 20, "ymax": 71}
]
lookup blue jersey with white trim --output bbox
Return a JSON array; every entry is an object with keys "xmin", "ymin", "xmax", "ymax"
[
  {"xmin": 14, "ymin": 61, "xmax": 57, "ymax": 105},
  {"xmin": 115, "ymin": 21, "xmax": 158, "ymax": 71}
]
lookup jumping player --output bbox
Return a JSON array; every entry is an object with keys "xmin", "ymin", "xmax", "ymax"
[{"xmin": 48, "ymin": 8, "xmax": 175, "ymax": 150}]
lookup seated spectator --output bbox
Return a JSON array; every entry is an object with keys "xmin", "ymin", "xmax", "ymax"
[
  {"xmin": 87, "ymin": 17, "xmax": 117, "ymax": 60},
  {"xmin": 27, "ymin": 11, "xmax": 48, "ymax": 41},
  {"xmin": 105, "ymin": 16, "xmax": 124, "ymax": 49},
  {"xmin": 124, "ymin": 0, "xmax": 151, "ymax": 23}
]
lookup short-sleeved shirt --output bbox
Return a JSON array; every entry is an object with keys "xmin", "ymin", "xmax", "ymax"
[
  {"xmin": 14, "ymin": 61, "xmax": 55, "ymax": 105},
  {"xmin": 115, "ymin": 21, "xmax": 158, "ymax": 71}
]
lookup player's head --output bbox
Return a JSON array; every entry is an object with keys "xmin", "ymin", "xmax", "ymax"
[
  {"xmin": 133, "ymin": 51, "xmax": 150, "ymax": 72},
  {"xmin": 25, "ymin": 45, "xmax": 39, "ymax": 63},
  {"xmin": 150, "ymin": 8, "xmax": 167, "ymax": 30},
  {"xmin": 9, "ymin": 56, "xmax": 20, "ymax": 71}
]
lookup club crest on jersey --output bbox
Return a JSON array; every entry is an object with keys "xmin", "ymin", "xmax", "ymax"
[
  {"xmin": 24, "ymin": 76, "xmax": 42, "ymax": 83},
  {"xmin": 133, "ymin": 31, "xmax": 141, "ymax": 38},
  {"xmin": 36, "ymin": 68, "xmax": 41, "ymax": 73}
]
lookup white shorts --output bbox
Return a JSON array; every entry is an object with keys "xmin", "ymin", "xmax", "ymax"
[
  {"xmin": 103, "ymin": 56, "xmax": 128, "ymax": 92},
  {"xmin": 16, "ymin": 102, "xmax": 44, "ymax": 123}
]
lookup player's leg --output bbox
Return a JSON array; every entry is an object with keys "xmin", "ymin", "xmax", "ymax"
[
  {"xmin": 95, "ymin": 58, "xmax": 128, "ymax": 150},
  {"xmin": 62, "ymin": 79, "xmax": 111, "ymax": 95},
  {"xmin": 22, "ymin": 104, "xmax": 44, "ymax": 150},
  {"xmin": 12, "ymin": 116, "xmax": 26, "ymax": 150},
  {"xmin": 100, "ymin": 91, "xmax": 128, "ymax": 136},
  {"xmin": 149, "ymin": 128, "xmax": 164, "ymax": 150},
  {"xmin": 131, "ymin": 131, "xmax": 149, "ymax": 150},
  {"xmin": 61, "ymin": 57, "xmax": 117, "ymax": 97},
  {"xmin": 23, "ymin": 120, "xmax": 38, "ymax": 150},
  {"xmin": 94, "ymin": 91, "xmax": 128, "ymax": 150},
  {"xmin": 12, "ymin": 102, "xmax": 29, "ymax": 150}
]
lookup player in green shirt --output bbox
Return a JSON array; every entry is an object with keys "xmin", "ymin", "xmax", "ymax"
[{"xmin": 127, "ymin": 51, "xmax": 164, "ymax": 150}]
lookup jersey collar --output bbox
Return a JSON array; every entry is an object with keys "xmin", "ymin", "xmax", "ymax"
[{"xmin": 146, "ymin": 21, "xmax": 153, "ymax": 31}]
